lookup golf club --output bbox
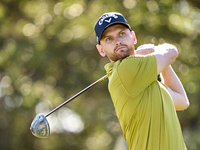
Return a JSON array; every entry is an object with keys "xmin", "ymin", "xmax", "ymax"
[{"xmin": 30, "ymin": 74, "xmax": 108, "ymax": 138}]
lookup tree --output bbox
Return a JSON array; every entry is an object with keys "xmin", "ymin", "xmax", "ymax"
[{"xmin": 0, "ymin": 0, "xmax": 200, "ymax": 149}]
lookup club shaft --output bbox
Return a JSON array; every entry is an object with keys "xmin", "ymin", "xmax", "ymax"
[{"xmin": 45, "ymin": 74, "xmax": 108, "ymax": 118}]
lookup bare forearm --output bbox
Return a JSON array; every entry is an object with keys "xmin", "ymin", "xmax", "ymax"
[
  {"xmin": 161, "ymin": 66, "xmax": 181, "ymax": 91},
  {"xmin": 136, "ymin": 43, "xmax": 189, "ymax": 110},
  {"xmin": 161, "ymin": 65, "xmax": 189, "ymax": 110},
  {"xmin": 135, "ymin": 43, "xmax": 178, "ymax": 74}
]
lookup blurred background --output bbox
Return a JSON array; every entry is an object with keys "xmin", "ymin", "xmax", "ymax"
[{"xmin": 0, "ymin": 0, "xmax": 199, "ymax": 149}]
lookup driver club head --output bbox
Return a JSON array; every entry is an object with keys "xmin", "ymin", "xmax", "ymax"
[{"xmin": 30, "ymin": 114, "xmax": 50, "ymax": 138}]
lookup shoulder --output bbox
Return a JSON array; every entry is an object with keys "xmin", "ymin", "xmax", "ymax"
[{"xmin": 119, "ymin": 55, "xmax": 156, "ymax": 67}]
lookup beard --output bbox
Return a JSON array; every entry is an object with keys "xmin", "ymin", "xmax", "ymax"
[{"xmin": 107, "ymin": 44, "xmax": 135, "ymax": 62}]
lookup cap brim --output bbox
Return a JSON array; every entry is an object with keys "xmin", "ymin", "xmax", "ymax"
[{"xmin": 98, "ymin": 22, "xmax": 131, "ymax": 44}]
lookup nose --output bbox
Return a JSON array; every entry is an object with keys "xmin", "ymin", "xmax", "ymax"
[{"xmin": 115, "ymin": 37, "xmax": 122, "ymax": 45}]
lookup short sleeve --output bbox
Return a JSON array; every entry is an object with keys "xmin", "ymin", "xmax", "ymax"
[{"xmin": 117, "ymin": 55, "xmax": 157, "ymax": 97}]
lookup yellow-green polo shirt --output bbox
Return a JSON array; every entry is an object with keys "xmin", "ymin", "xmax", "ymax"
[{"xmin": 105, "ymin": 55, "xmax": 187, "ymax": 150}]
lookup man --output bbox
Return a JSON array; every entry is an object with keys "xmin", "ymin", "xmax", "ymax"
[{"xmin": 94, "ymin": 12, "xmax": 189, "ymax": 150}]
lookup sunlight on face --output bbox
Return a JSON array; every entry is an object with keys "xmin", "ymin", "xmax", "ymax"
[{"xmin": 98, "ymin": 24, "xmax": 136, "ymax": 62}]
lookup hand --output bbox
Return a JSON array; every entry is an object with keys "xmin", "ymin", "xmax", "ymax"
[{"xmin": 135, "ymin": 44, "xmax": 155, "ymax": 55}]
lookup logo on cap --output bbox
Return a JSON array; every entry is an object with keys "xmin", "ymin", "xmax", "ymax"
[
  {"xmin": 105, "ymin": 18, "xmax": 112, "ymax": 23},
  {"xmin": 94, "ymin": 12, "xmax": 131, "ymax": 44},
  {"xmin": 98, "ymin": 13, "xmax": 118, "ymax": 25}
]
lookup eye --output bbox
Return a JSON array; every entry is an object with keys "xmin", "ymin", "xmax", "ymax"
[
  {"xmin": 120, "ymin": 31, "xmax": 126, "ymax": 36},
  {"xmin": 105, "ymin": 37, "xmax": 112, "ymax": 42}
]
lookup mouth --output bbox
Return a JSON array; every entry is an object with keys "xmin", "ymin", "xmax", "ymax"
[{"xmin": 115, "ymin": 46, "xmax": 126, "ymax": 52}]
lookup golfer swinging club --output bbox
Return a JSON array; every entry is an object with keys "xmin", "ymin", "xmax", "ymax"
[{"xmin": 94, "ymin": 12, "xmax": 189, "ymax": 150}]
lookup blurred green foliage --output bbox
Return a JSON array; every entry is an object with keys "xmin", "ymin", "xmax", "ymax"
[{"xmin": 0, "ymin": 0, "xmax": 199, "ymax": 149}]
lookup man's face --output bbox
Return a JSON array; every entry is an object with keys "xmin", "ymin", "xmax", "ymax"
[{"xmin": 96, "ymin": 24, "xmax": 137, "ymax": 62}]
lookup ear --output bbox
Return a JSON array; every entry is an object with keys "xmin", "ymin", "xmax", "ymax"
[
  {"xmin": 131, "ymin": 31, "xmax": 137, "ymax": 44},
  {"xmin": 96, "ymin": 44, "xmax": 106, "ymax": 57}
]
